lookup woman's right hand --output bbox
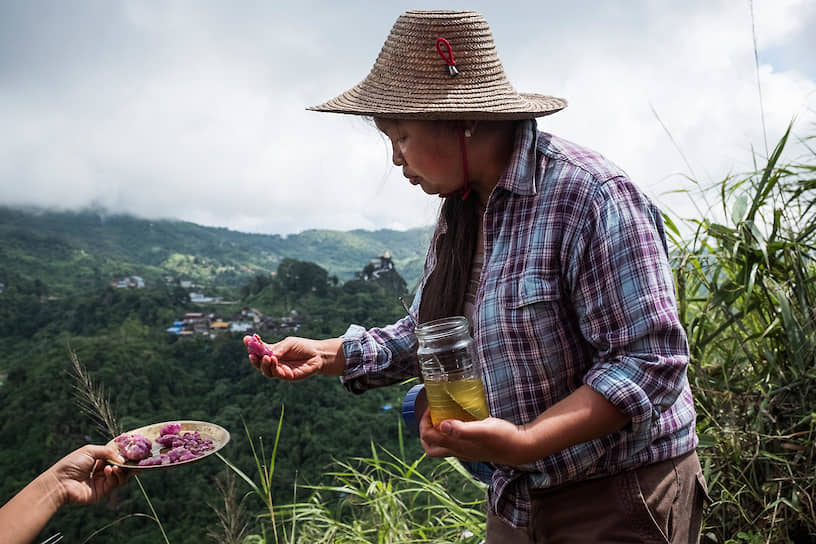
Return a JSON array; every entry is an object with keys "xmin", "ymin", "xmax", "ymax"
[
  {"xmin": 48, "ymin": 445, "xmax": 129, "ymax": 506},
  {"xmin": 244, "ymin": 335, "xmax": 345, "ymax": 381}
]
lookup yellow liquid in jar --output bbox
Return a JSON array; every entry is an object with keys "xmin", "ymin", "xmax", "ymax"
[{"xmin": 424, "ymin": 378, "xmax": 490, "ymax": 426}]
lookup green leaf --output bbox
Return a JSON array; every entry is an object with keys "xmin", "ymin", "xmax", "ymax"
[{"xmin": 731, "ymin": 194, "xmax": 748, "ymax": 225}]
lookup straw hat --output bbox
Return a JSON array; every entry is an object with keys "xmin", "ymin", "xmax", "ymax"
[{"xmin": 308, "ymin": 10, "xmax": 567, "ymax": 120}]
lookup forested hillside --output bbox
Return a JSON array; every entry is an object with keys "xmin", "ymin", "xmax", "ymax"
[
  {"xmin": 0, "ymin": 206, "xmax": 432, "ymax": 295},
  {"xmin": 0, "ymin": 207, "xmax": 430, "ymax": 543}
]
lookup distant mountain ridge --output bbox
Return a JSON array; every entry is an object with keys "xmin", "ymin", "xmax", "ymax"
[{"xmin": 0, "ymin": 206, "xmax": 432, "ymax": 295}]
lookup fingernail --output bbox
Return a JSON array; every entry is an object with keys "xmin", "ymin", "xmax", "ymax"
[{"xmin": 439, "ymin": 421, "xmax": 451, "ymax": 434}]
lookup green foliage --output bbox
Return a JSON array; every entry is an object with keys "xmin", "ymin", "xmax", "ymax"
[
  {"xmin": 0, "ymin": 251, "xmax": 420, "ymax": 543},
  {"xmin": 669, "ymin": 124, "xmax": 816, "ymax": 542},
  {"xmin": 276, "ymin": 258, "xmax": 330, "ymax": 297},
  {"xmin": 276, "ymin": 447, "xmax": 486, "ymax": 544},
  {"xmin": 0, "ymin": 332, "xmax": 417, "ymax": 543}
]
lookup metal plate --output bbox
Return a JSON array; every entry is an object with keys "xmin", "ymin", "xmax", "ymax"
[{"xmin": 105, "ymin": 420, "xmax": 230, "ymax": 470}]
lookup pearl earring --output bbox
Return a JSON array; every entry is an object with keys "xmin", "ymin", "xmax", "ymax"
[{"xmin": 464, "ymin": 128, "xmax": 472, "ymax": 138}]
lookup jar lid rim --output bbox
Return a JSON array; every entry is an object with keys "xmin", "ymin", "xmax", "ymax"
[{"xmin": 415, "ymin": 315, "xmax": 469, "ymax": 339}]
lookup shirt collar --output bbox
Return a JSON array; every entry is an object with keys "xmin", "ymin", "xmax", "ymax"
[{"xmin": 495, "ymin": 119, "xmax": 543, "ymax": 196}]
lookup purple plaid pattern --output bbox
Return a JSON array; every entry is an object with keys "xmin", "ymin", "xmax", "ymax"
[{"xmin": 341, "ymin": 120, "xmax": 697, "ymax": 528}]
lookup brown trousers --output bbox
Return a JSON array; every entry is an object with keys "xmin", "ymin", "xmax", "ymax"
[{"xmin": 485, "ymin": 451, "xmax": 709, "ymax": 543}]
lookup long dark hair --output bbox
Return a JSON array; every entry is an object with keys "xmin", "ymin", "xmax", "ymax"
[{"xmin": 418, "ymin": 191, "xmax": 481, "ymax": 323}]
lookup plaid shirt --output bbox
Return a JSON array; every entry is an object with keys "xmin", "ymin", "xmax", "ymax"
[{"xmin": 341, "ymin": 120, "xmax": 698, "ymax": 528}]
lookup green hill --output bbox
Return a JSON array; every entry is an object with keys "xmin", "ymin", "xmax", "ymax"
[
  {"xmin": 0, "ymin": 205, "xmax": 434, "ymax": 543},
  {"xmin": 0, "ymin": 289, "xmax": 422, "ymax": 543},
  {"xmin": 0, "ymin": 206, "xmax": 432, "ymax": 296}
]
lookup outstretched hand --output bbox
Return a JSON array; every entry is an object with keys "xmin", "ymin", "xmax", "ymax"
[
  {"xmin": 0, "ymin": 444, "xmax": 130, "ymax": 544},
  {"xmin": 48, "ymin": 444, "xmax": 130, "ymax": 506},
  {"xmin": 244, "ymin": 335, "xmax": 345, "ymax": 381}
]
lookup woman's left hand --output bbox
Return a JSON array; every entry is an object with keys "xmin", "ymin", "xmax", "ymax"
[{"xmin": 418, "ymin": 408, "xmax": 530, "ymax": 465}]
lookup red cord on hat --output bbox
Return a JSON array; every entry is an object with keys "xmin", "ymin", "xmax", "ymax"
[{"xmin": 435, "ymin": 37, "xmax": 460, "ymax": 77}]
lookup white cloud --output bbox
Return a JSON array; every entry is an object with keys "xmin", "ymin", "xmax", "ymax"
[
  {"xmin": 0, "ymin": 1, "xmax": 813, "ymax": 236},
  {"xmin": 523, "ymin": 0, "xmax": 816, "ymax": 221}
]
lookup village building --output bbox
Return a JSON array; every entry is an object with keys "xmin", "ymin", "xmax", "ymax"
[
  {"xmin": 359, "ymin": 251, "xmax": 395, "ymax": 281},
  {"xmin": 229, "ymin": 321, "xmax": 254, "ymax": 333},
  {"xmin": 110, "ymin": 276, "xmax": 145, "ymax": 289},
  {"xmin": 210, "ymin": 320, "xmax": 230, "ymax": 334},
  {"xmin": 190, "ymin": 292, "xmax": 222, "ymax": 303}
]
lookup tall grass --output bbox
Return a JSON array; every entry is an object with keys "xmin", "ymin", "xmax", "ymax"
[
  {"xmin": 276, "ymin": 443, "xmax": 486, "ymax": 544},
  {"xmin": 223, "ymin": 414, "xmax": 486, "ymax": 544},
  {"xmin": 206, "ymin": 470, "xmax": 251, "ymax": 544},
  {"xmin": 69, "ymin": 350, "xmax": 171, "ymax": 544},
  {"xmin": 217, "ymin": 410, "xmax": 287, "ymax": 544},
  {"xmin": 667, "ymin": 124, "xmax": 816, "ymax": 542}
]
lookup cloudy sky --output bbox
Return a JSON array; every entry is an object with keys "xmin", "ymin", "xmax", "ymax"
[{"xmin": 1, "ymin": 1, "xmax": 814, "ymax": 236}]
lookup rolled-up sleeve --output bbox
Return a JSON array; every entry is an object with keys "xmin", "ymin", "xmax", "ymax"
[
  {"xmin": 570, "ymin": 175, "xmax": 690, "ymax": 446},
  {"xmin": 341, "ymin": 315, "xmax": 420, "ymax": 394}
]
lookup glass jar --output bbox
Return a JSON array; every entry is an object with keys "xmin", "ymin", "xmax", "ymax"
[{"xmin": 415, "ymin": 316, "xmax": 489, "ymax": 426}]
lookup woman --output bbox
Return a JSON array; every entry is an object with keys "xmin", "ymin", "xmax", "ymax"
[{"xmin": 246, "ymin": 10, "xmax": 708, "ymax": 542}]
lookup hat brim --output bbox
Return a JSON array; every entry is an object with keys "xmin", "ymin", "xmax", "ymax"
[{"xmin": 308, "ymin": 91, "xmax": 567, "ymax": 121}]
